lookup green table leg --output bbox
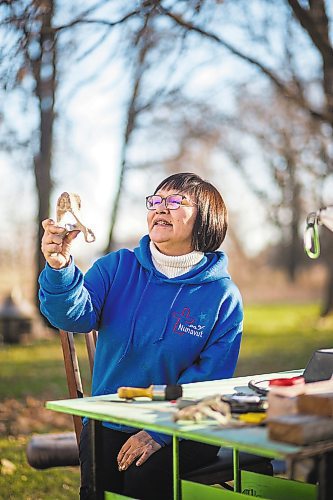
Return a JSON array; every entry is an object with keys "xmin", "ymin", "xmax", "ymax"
[
  {"xmin": 233, "ymin": 448, "xmax": 240, "ymax": 493},
  {"xmin": 173, "ymin": 435, "xmax": 180, "ymax": 500}
]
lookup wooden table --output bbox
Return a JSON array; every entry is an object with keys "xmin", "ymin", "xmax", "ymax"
[{"xmin": 46, "ymin": 370, "xmax": 333, "ymax": 499}]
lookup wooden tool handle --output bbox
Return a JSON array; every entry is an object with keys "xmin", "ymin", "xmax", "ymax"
[{"xmin": 118, "ymin": 385, "xmax": 153, "ymax": 400}]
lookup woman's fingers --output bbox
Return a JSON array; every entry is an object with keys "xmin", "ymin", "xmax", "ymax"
[
  {"xmin": 41, "ymin": 218, "xmax": 72, "ymax": 269},
  {"xmin": 64, "ymin": 229, "xmax": 80, "ymax": 242},
  {"xmin": 45, "ymin": 243, "xmax": 63, "ymax": 254},
  {"xmin": 135, "ymin": 441, "xmax": 160, "ymax": 466},
  {"xmin": 118, "ymin": 447, "xmax": 143, "ymax": 471},
  {"xmin": 42, "ymin": 228, "xmax": 66, "ymax": 254},
  {"xmin": 44, "ymin": 233, "xmax": 64, "ymax": 245},
  {"xmin": 117, "ymin": 431, "xmax": 161, "ymax": 471},
  {"xmin": 42, "ymin": 219, "xmax": 64, "ymax": 234},
  {"xmin": 42, "ymin": 218, "xmax": 55, "ymax": 230}
]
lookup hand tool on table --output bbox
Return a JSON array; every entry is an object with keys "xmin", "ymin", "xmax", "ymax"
[
  {"xmin": 222, "ymin": 393, "xmax": 268, "ymax": 413},
  {"xmin": 237, "ymin": 412, "xmax": 267, "ymax": 425},
  {"xmin": 117, "ymin": 384, "xmax": 183, "ymax": 401}
]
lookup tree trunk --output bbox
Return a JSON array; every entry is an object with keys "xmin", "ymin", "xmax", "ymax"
[
  {"xmin": 104, "ymin": 39, "xmax": 149, "ymax": 254},
  {"xmin": 31, "ymin": 0, "xmax": 56, "ymax": 307},
  {"xmin": 286, "ymin": 157, "xmax": 302, "ymax": 282},
  {"xmin": 321, "ymin": 267, "xmax": 333, "ymax": 317},
  {"xmin": 320, "ymin": 230, "xmax": 333, "ymax": 317}
]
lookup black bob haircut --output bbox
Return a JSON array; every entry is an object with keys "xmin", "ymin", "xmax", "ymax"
[{"xmin": 154, "ymin": 172, "xmax": 228, "ymax": 252}]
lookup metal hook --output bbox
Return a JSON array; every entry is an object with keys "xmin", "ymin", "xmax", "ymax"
[{"xmin": 304, "ymin": 212, "xmax": 320, "ymax": 259}]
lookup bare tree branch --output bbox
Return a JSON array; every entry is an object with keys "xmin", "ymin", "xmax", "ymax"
[
  {"xmin": 53, "ymin": 9, "xmax": 141, "ymax": 33},
  {"xmin": 287, "ymin": 0, "xmax": 333, "ymax": 119},
  {"xmin": 104, "ymin": 13, "xmax": 154, "ymax": 252},
  {"xmin": 287, "ymin": 0, "xmax": 332, "ymax": 59},
  {"xmin": 158, "ymin": 3, "xmax": 333, "ymax": 126}
]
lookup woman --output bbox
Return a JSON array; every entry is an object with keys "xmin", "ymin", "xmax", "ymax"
[{"xmin": 39, "ymin": 172, "xmax": 243, "ymax": 500}]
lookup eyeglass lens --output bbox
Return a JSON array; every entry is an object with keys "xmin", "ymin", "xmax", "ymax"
[{"xmin": 146, "ymin": 195, "xmax": 183, "ymax": 210}]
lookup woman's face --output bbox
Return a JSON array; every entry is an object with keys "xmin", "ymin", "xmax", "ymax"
[{"xmin": 147, "ymin": 188, "xmax": 198, "ymax": 256}]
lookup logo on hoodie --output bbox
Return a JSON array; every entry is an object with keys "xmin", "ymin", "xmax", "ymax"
[{"xmin": 172, "ymin": 307, "xmax": 206, "ymax": 338}]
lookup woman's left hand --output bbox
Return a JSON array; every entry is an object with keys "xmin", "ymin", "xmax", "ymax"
[{"xmin": 117, "ymin": 431, "xmax": 161, "ymax": 470}]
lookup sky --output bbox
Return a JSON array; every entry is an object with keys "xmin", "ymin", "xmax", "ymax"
[{"xmin": 1, "ymin": 0, "xmax": 327, "ymax": 268}]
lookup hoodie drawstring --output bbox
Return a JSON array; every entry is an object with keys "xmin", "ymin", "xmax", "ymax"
[
  {"xmin": 154, "ymin": 284, "xmax": 184, "ymax": 342},
  {"xmin": 118, "ymin": 271, "xmax": 153, "ymax": 363}
]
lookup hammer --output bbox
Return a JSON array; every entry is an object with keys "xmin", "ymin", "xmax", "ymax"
[{"xmin": 118, "ymin": 384, "xmax": 183, "ymax": 401}]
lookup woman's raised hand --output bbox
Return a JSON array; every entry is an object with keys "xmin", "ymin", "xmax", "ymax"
[{"xmin": 41, "ymin": 219, "xmax": 80, "ymax": 269}]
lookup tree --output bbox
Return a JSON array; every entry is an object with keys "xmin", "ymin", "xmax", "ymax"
[
  {"xmin": 2, "ymin": 0, "xmax": 333, "ymax": 315},
  {"xmin": 1, "ymin": 0, "xmax": 57, "ymax": 304},
  {"xmin": 151, "ymin": 0, "xmax": 333, "ymax": 312},
  {"xmin": 224, "ymin": 87, "xmax": 331, "ymax": 281},
  {"xmin": 104, "ymin": 12, "xmax": 162, "ymax": 252},
  {"xmin": 0, "ymin": 1, "xmax": 149, "ymax": 304},
  {"xmin": 157, "ymin": 0, "xmax": 333, "ymax": 131}
]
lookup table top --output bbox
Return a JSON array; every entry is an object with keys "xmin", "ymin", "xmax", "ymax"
[{"xmin": 46, "ymin": 369, "xmax": 333, "ymax": 460}]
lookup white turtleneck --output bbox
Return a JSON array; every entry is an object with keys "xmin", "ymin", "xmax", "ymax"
[{"xmin": 150, "ymin": 241, "xmax": 204, "ymax": 278}]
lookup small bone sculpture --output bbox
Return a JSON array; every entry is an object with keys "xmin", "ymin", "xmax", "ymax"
[
  {"xmin": 55, "ymin": 192, "xmax": 95, "ymax": 243},
  {"xmin": 174, "ymin": 395, "xmax": 234, "ymax": 425}
]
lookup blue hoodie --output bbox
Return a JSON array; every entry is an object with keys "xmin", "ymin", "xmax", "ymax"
[{"xmin": 39, "ymin": 235, "xmax": 243, "ymax": 446}]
